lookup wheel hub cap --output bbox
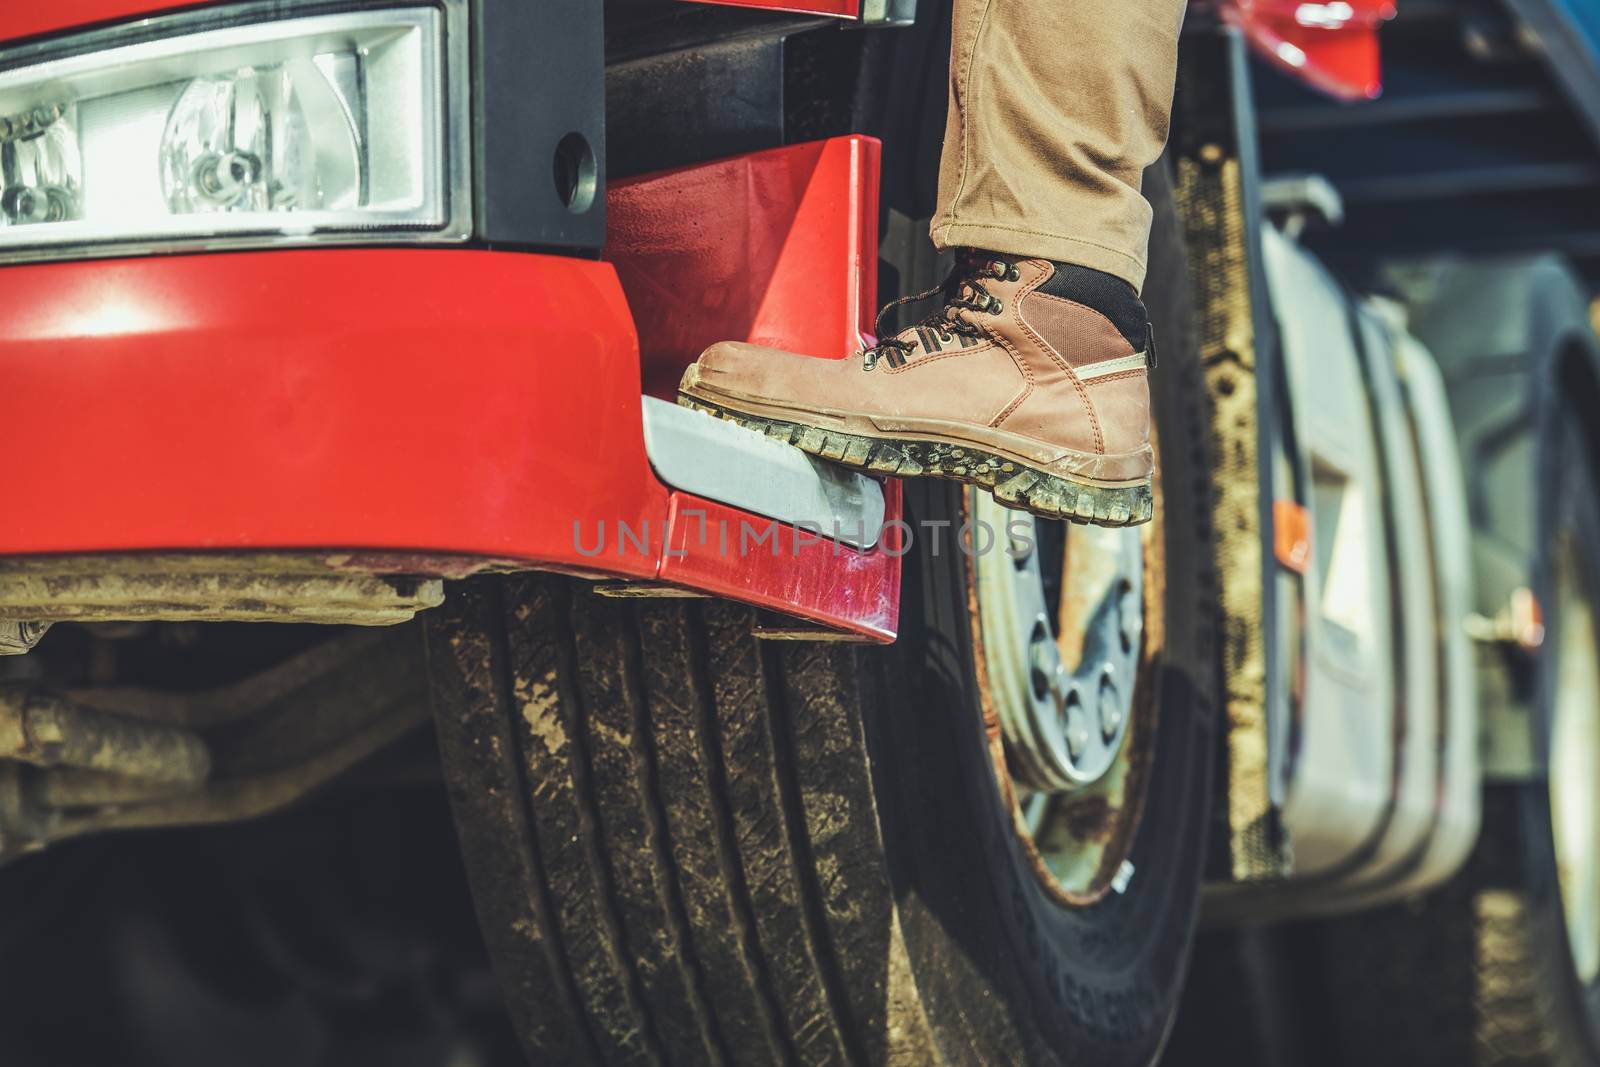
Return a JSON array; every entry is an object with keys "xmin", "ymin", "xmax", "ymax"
[{"xmin": 973, "ymin": 492, "xmax": 1143, "ymax": 793}]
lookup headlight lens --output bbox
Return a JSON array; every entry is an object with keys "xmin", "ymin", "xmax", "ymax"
[
  {"xmin": 160, "ymin": 66, "xmax": 329, "ymax": 216},
  {"xmin": 0, "ymin": 8, "xmax": 451, "ymax": 258}
]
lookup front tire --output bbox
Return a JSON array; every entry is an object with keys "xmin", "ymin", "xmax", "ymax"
[
  {"xmin": 425, "ymin": 160, "xmax": 1216, "ymax": 1067},
  {"xmin": 427, "ymin": 576, "xmax": 932, "ymax": 1066}
]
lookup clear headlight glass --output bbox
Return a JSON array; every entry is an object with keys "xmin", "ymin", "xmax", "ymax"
[{"xmin": 0, "ymin": 8, "xmax": 455, "ymax": 259}]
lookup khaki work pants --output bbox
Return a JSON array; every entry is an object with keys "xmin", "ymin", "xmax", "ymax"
[{"xmin": 931, "ymin": 0, "xmax": 1189, "ymax": 293}]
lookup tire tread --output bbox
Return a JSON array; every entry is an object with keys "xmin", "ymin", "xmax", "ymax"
[{"xmin": 429, "ymin": 579, "xmax": 932, "ymax": 1066}]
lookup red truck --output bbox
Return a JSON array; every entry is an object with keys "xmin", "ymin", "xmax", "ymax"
[{"xmin": 3, "ymin": 0, "xmax": 1600, "ymax": 1065}]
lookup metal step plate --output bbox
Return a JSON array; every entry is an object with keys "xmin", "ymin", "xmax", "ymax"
[{"xmin": 641, "ymin": 396, "xmax": 885, "ymax": 550}]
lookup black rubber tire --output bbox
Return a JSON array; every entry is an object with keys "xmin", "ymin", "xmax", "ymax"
[
  {"xmin": 424, "ymin": 157, "xmax": 1217, "ymax": 1066},
  {"xmin": 1298, "ymin": 393, "xmax": 1600, "ymax": 1067},
  {"xmin": 427, "ymin": 578, "xmax": 929, "ymax": 1067},
  {"xmin": 862, "ymin": 158, "xmax": 1220, "ymax": 1067}
]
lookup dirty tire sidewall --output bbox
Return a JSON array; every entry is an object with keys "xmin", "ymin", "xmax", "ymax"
[{"xmin": 1517, "ymin": 389, "xmax": 1600, "ymax": 1064}]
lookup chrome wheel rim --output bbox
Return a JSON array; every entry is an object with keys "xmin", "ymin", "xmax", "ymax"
[
  {"xmin": 970, "ymin": 474, "xmax": 1157, "ymax": 902},
  {"xmin": 974, "ymin": 493, "xmax": 1142, "ymax": 791},
  {"xmin": 1551, "ymin": 534, "xmax": 1600, "ymax": 985}
]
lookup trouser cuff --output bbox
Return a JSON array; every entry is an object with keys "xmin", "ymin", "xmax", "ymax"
[{"xmin": 931, "ymin": 221, "xmax": 1148, "ymax": 294}]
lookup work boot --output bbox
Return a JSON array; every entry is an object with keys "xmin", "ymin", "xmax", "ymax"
[{"xmin": 678, "ymin": 251, "xmax": 1155, "ymax": 526}]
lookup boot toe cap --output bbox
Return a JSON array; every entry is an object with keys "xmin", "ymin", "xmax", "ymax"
[
  {"xmin": 695, "ymin": 340, "xmax": 764, "ymax": 381},
  {"xmin": 690, "ymin": 341, "xmax": 839, "ymax": 404}
]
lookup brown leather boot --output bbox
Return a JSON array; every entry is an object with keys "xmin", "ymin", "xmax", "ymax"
[{"xmin": 679, "ymin": 252, "xmax": 1155, "ymax": 526}]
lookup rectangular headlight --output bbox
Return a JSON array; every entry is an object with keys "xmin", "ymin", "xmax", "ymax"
[{"xmin": 0, "ymin": 7, "xmax": 461, "ymax": 260}]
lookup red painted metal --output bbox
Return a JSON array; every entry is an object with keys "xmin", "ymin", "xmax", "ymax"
[
  {"xmin": 0, "ymin": 250, "xmax": 666, "ymax": 577},
  {"xmin": 1, "ymin": 2, "xmax": 213, "ymax": 44},
  {"xmin": 675, "ymin": 0, "xmax": 858, "ymax": 18},
  {"xmin": 1220, "ymin": 0, "xmax": 1396, "ymax": 100},
  {"xmin": 658, "ymin": 489, "xmax": 901, "ymax": 642},
  {"xmin": 0, "ymin": 137, "xmax": 901, "ymax": 639},
  {"xmin": 608, "ymin": 135, "xmax": 881, "ymax": 399},
  {"xmin": 610, "ymin": 134, "xmax": 901, "ymax": 639}
]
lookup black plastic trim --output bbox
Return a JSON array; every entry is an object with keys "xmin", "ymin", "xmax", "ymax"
[{"xmin": 471, "ymin": 0, "xmax": 606, "ymax": 249}]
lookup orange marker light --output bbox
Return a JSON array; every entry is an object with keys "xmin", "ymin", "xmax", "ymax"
[{"xmin": 1274, "ymin": 499, "xmax": 1313, "ymax": 575}]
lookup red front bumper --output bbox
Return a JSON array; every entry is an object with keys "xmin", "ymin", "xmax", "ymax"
[
  {"xmin": 3, "ymin": 250, "xmax": 663, "ymax": 571},
  {"xmin": 2, "ymin": 138, "xmax": 901, "ymax": 641}
]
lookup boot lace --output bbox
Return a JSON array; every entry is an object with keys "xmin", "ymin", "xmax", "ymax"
[{"xmin": 862, "ymin": 254, "xmax": 1021, "ymax": 370}]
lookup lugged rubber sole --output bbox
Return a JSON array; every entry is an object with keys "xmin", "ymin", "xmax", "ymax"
[{"xmin": 678, "ymin": 394, "xmax": 1154, "ymax": 528}]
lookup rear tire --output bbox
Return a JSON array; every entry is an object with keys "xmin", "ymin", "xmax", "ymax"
[{"xmin": 1299, "ymin": 388, "xmax": 1600, "ymax": 1067}]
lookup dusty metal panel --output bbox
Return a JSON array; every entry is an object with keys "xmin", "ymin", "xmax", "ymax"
[
  {"xmin": 0, "ymin": 554, "xmax": 444, "ymax": 626},
  {"xmin": 1174, "ymin": 27, "xmax": 1292, "ymax": 882}
]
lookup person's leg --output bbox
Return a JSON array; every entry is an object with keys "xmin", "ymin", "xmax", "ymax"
[
  {"xmin": 679, "ymin": 1, "xmax": 1187, "ymax": 529},
  {"xmin": 933, "ymin": 0, "xmax": 1187, "ymax": 293}
]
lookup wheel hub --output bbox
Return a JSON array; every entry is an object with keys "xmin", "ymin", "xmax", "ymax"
[{"xmin": 973, "ymin": 491, "xmax": 1143, "ymax": 794}]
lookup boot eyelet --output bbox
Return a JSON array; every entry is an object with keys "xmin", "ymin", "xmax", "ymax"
[
  {"xmin": 1006, "ymin": 266, "xmax": 1020, "ymax": 281},
  {"xmin": 989, "ymin": 298, "xmax": 1004, "ymax": 314}
]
